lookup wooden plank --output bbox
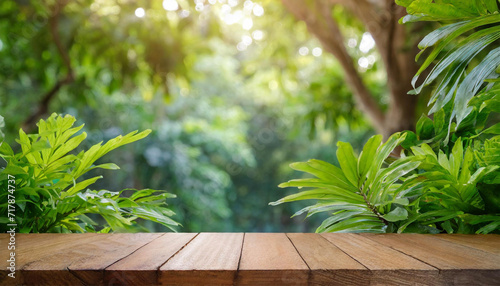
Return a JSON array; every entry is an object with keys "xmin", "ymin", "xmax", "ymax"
[
  {"xmin": 287, "ymin": 233, "xmax": 369, "ymax": 286},
  {"xmin": 236, "ymin": 233, "xmax": 309, "ymax": 285},
  {"xmin": 0, "ymin": 233, "xmax": 99, "ymax": 286},
  {"xmin": 2, "ymin": 234, "xmax": 98, "ymax": 267},
  {"xmin": 322, "ymin": 233, "xmax": 439, "ymax": 286},
  {"xmin": 159, "ymin": 233, "xmax": 243, "ymax": 285},
  {"xmin": 432, "ymin": 234, "xmax": 500, "ymax": 254},
  {"xmin": 363, "ymin": 233, "xmax": 500, "ymax": 285},
  {"xmin": 22, "ymin": 233, "xmax": 160, "ymax": 285},
  {"xmin": 2, "ymin": 233, "xmax": 500, "ymax": 286},
  {"xmin": 105, "ymin": 233, "xmax": 197, "ymax": 285}
]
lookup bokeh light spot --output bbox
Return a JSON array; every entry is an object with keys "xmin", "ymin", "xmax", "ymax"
[
  {"xmin": 312, "ymin": 47, "xmax": 322, "ymax": 57},
  {"xmin": 298, "ymin": 46, "xmax": 309, "ymax": 56},
  {"xmin": 163, "ymin": 0, "xmax": 179, "ymax": 11},
  {"xmin": 134, "ymin": 7, "xmax": 145, "ymax": 18}
]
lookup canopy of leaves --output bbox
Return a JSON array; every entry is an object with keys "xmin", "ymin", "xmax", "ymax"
[{"xmin": 0, "ymin": 0, "xmax": 383, "ymax": 232}]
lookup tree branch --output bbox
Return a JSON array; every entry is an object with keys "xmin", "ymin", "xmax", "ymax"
[
  {"xmin": 282, "ymin": 0, "xmax": 386, "ymax": 134},
  {"xmin": 22, "ymin": 2, "xmax": 74, "ymax": 131}
]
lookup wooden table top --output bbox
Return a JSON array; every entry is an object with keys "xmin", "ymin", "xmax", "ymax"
[{"xmin": 1, "ymin": 233, "xmax": 499, "ymax": 285}]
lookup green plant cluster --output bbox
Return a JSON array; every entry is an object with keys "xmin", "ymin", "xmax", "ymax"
[
  {"xmin": 272, "ymin": 0, "xmax": 500, "ymax": 234},
  {"xmin": 0, "ymin": 114, "xmax": 178, "ymax": 233}
]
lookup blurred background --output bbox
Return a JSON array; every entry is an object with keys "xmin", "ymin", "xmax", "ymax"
[{"xmin": 0, "ymin": 0, "xmax": 430, "ymax": 232}]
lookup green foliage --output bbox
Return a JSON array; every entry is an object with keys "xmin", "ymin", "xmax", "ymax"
[
  {"xmin": 271, "ymin": 133, "xmax": 421, "ymax": 233},
  {"xmin": 396, "ymin": 0, "xmax": 500, "ymax": 23},
  {"xmin": 274, "ymin": 1, "xmax": 500, "ymax": 234},
  {"xmin": 399, "ymin": 0, "xmax": 500, "ymax": 132},
  {"xmin": 0, "ymin": 113, "xmax": 178, "ymax": 233}
]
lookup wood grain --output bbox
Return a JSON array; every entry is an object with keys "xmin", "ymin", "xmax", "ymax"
[
  {"xmin": 1, "ymin": 233, "xmax": 499, "ymax": 286},
  {"xmin": 159, "ymin": 233, "xmax": 243, "ymax": 285},
  {"xmin": 432, "ymin": 233, "xmax": 500, "ymax": 254},
  {"xmin": 236, "ymin": 233, "xmax": 309, "ymax": 285},
  {"xmin": 22, "ymin": 233, "xmax": 160, "ymax": 285},
  {"xmin": 322, "ymin": 233, "xmax": 439, "ymax": 286},
  {"xmin": 287, "ymin": 233, "xmax": 369, "ymax": 286},
  {"xmin": 363, "ymin": 233, "xmax": 500, "ymax": 285},
  {"xmin": 0, "ymin": 233, "xmax": 99, "ymax": 285},
  {"xmin": 105, "ymin": 233, "xmax": 197, "ymax": 285}
]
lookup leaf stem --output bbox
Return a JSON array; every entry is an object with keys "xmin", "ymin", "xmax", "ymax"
[{"xmin": 362, "ymin": 191, "xmax": 389, "ymax": 225}]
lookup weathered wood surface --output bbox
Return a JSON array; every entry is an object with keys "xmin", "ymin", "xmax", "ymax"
[{"xmin": 0, "ymin": 233, "xmax": 499, "ymax": 285}]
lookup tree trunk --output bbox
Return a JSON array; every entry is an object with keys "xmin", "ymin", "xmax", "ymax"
[{"xmin": 282, "ymin": 0, "xmax": 422, "ymax": 138}]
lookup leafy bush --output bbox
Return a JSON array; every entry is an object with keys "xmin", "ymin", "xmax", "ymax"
[
  {"xmin": 271, "ymin": 0, "xmax": 500, "ymax": 234},
  {"xmin": 0, "ymin": 114, "xmax": 178, "ymax": 233}
]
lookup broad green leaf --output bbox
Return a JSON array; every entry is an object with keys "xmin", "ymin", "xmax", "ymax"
[
  {"xmin": 366, "ymin": 133, "xmax": 405, "ymax": 188},
  {"xmin": 63, "ymin": 176, "xmax": 103, "ymax": 197},
  {"xmin": 48, "ymin": 132, "xmax": 87, "ymax": 164},
  {"xmin": 438, "ymin": 150, "xmax": 451, "ymax": 172},
  {"xmin": 315, "ymin": 210, "xmax": 365, "ymax": 233},
  {"xmin": 455, "ymin": 46, "xmax": 500, "ymax": 127},
  {"xmin": 319, "ymin": 216, "xmax": 385, "ymax": 233},
  {"xmin": 416, "ymin": 115, "xmax": 434, "ymax": 139},
  {"xmin": 398, "ymin": 210, "xmax": 463, "ymax": 233},
  {"xmin": 0, "ymin": 141, "xmax": 14, "ymax": 157},
  {"xmin": 483, "ymin": 122, "xmax": 500, "ymax": 134},
  {"xmin": 336, "ymin": 141, "xmax": 359, "ymax": 187},
  {"xmin": 292, "ymin": 202, "xmax": 368, "ymax": 218},
  {"xmin": 278, "ymin": 178, "xmax": 359, "ymax": 193},
  {"xmin": 289, "ymin": 160, "xmax": 356, "ymax": 192},
  {"xmin": 358, "ymin": 135, "xmax": 383, "ymax": 182},
  {"xmin": 383, "ymin": 207, "xmax": 408, "ymax": 222},
  {"xmin": 476, "ymin": 221, "xmax": 500, "ymax": 234},
  {"xmin": 269, "ymin": 189, "xmax": 364, "ymax": 206}
]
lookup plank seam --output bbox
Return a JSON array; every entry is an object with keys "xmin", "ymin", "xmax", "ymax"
[
  {"xmin": 155, "ymin": 232, "xmax": 200, "ymax": 282},
  {"xmin": 285, "ymin": 233, "xmax": 312, "ymax": 285},
  {"xmin": 233, "ymin": 232, "xmax": 246, "ymax": 286},
  {"xmin": 319, "ymin": 234, "xmax": 370, "ymax": 271},
  {"xmin": 100, "ymin": 233, "xmax": 166, "ymax": 285},
  {"xmin": 104, "ymin": 233, "xmax": 167, "ymax": 270},
  {"xmin": 66, "ymin": 267, "xmax": 91, "ymax": 286},
  {"xmin": 358, "ymin": 234, "xmax": 442, "ymax": 273}
]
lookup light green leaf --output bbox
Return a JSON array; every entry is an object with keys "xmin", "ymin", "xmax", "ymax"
[
  {"xmin": 483, "ymin": 122, "xmax": 500, "ymax": 134},
  {"xmin": 336, "ymin": 141, "xmax": 359, "ymax": 187},
  {"xmin": 63, "ymin": 176, "xmax": 103, "ymax": 197},
  {"xmin": 358, "ymin": 135, "xmax": 383, "ymax": 182},
  {"xmin": 383, "ymin": 207, "xmax": 408, "ymax": 222}
]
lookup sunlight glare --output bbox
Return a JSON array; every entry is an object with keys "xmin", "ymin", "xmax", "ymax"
[
  {"xmin": 359, "ymin": 33, "xmax": 375, "ymax": 53},
  {"xmin": 242, "ymin": 18, "xmax": 253, "ymax": 30},
  {"xmin": 312, "ymin": 47, "xmax": 322, "ymax": 57},
  {"xmin": 298, "ymin": 47, "xmax": 309, "ymax": 56},
  {"xmin": 221, "ymin": 4, "xmax": 231, "ymax": 14},
  {"xmin": 163, "ymin": 0, "xmax": 179, "ymax": 11},
  {"xmin": 134, "ymin": 7, "xmax": 145, "ymax": 18},
  {"xmin": 195, "ymin": 3, "xmax": 204, "ymax": 11},
  {"xmin": 252, "ymin": 30, "xmax": 263, "ymax": 40},
  {"xmin": 179, "ymin": 10, "xmax": 190, "ymax": 18},
  {"xmin": 237, "ymin": 42, "xmax": 247, "ymax": 51},
  {"xmin": 347, "ymin": 38, "xmax": 357, "ymax": 48},
  {"xmin": 242, "ymin": 35, "xmax": 252, "ymax": 45},
  {"xmin": 358, "ymin": 57, "xmax": 369, "ymax": 68},
  {"xmin": 244, "ymin": 0, "xmax": 254, "ymax": 11},
  {"xmin": 252, "ymin": 4, "xmax": 264, "ymax": 16},
  {"xmin": 368, "ymin": 55, "xmax": 376, "ymax": 64}
]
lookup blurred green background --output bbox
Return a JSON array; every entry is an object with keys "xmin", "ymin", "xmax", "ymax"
[{"xmin": 0, "ymin": 0, "xmax": 410, "ymax": 232}]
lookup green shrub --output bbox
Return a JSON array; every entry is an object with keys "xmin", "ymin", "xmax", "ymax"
[
  {"xmin": 0, "ymin": 113, "xmax": 178, "ymax": 233},
  {"xmin": 271, "ymin": 0, "xmax": 500, "ymax": 234}
]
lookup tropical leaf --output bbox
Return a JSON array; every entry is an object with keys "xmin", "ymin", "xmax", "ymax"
[
  {"xmin": 271, "ymin": 133, "xmax": 419, "ymax": 233},
  {"xmin": 0, "ymin": 113, "xmax": 178, "ymax": 233}
]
